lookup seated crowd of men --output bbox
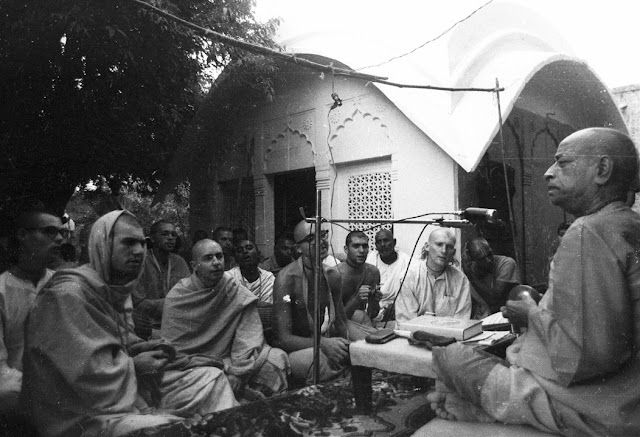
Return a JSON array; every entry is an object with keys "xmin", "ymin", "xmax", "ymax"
[{"xmin": 1, "ymin": 126, "xmax": 639, "ymax": 435}]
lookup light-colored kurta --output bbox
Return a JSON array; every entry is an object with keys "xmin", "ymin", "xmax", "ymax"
[
  {"xmin": 0, "ymin": 268, "xmax": 53, "ymax": 410},
  {"xmin": 433, "ymin": 201, "xmax": 640, "ymax": 436},
  {"xmin": 162, "ymin": 272, "xmax": 289, "ymax": 394},
  {"xmin": 365, "ymin": 250, "xmax": 411, "ymax": 319},
  {"xmin": 395, "ymin": 260, "xmax": 471, "ymax": 322},
  {"xmin": 22, "ymin": 211, "xmax": 236, "ymax": 437},
  {"xmin": 228, "ymin": 266, "xmax": 275, "ymax": 304}
]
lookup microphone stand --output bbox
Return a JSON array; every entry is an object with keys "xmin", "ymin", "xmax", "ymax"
[{"xmin": 304, "ymin": 202, "xmax": 493, "ymax": 384}]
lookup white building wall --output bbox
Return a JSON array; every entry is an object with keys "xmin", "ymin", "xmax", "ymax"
[{"xmin": 214, "ymin": 67, "xmax": 460, "ymax": 258}]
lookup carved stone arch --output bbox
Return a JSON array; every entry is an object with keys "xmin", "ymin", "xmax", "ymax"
[
  {"xmin": 262, "ymin": 110, "xmax": 315, "ymax": 174},
  {"xmin": 328, "ymin": 105, "xmax": 392, "ymax": 164}
]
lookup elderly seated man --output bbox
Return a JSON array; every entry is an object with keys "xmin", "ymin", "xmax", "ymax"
[
  {"xmin": 22, "ymin": 211, "xmax": 237, "ymax": 437},
  {"xmin": 427, "ymin": 128, "xmax": 640, "ymax": 436},
  {"xmin": 395, "ymin": 228, "xmax": 471, "ymax": 322},
  {"xmin": 162, "ymin": 239, "xmax": 289, "ymax": 400}
]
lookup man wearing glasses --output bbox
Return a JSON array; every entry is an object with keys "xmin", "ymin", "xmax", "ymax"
[
  {"xmin": 272, "ymin": 220, "xmax": 351, "ymax": 386},
  {"xmin": 0, "ymin": 207, "xmax": 65, "ymax": 414},
  {"xmin": 133, "ymin": 219, "xmax": 190, "ymax": 339}
]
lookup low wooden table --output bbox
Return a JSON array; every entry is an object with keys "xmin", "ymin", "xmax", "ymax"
[{"xmin": 349, "ymin": 338, "xmax": 436, "ymax": 413}]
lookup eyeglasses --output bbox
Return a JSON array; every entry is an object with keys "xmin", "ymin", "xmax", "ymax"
[
  {"xmin": 159, "ymin": 231, "xmax": 178, "ymax": 238},
  {"xmin": 26, "ymin": 226, "xmax": 70, "ymax": 240},
  {"xmin": 295, "ymin": 229, "xmax": 329, "ymax": 245}
]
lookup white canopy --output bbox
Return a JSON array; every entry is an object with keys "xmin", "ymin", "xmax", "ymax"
[{"xmin": 277, "ymin": 0, "xmax": 626, "ymax": 172}]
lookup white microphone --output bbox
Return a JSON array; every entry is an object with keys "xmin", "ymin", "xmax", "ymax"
[{"xmin": 456, "ymin": 207, "xmax": 499, "ymax": 223}]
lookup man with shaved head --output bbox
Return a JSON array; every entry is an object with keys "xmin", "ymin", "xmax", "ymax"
[
  {"xmin": 272, "ymin": 220, "xmax": 351, "ymax": 385},
  {"xmin": 23, "ymin": 211, "xmax": 237, "ymax": 437},
  {"xmin": 365, "ymin": 228, "xmax": 411, "ymax": 323},
  {"xmin": 395, "ymin": 227, "xmax": 471, "ymax": 322},
  {"xmin": 162, "ymin": 239, "xmax": 289, "ymax": 400},
  {"xmin": 428, "ymin": 128, "xmax": 640, "ymax": 435}
]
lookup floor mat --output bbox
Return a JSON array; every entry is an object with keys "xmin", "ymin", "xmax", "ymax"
[{"xmin": 132, "ymin": 370, "xmax": 437, "ymax": 436}]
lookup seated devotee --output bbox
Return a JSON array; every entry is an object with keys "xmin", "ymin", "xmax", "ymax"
[
  {"xmin": 259, "ymin": 234, "xmax": 295, "ymax": 276},
  {"xmin": 0, "ymin": 208, "xmax": 63, "ymax": 414},
  {"xmin": 272, "ymin": 220, "xmax": 351, "ymax": 386},
  {"xmin": 365, "ymin": 228, "xmax": 411, "ymax": 323},
  {"xmin": 213, "ymin": 226, "xmax": 236, "ymax": 271},
  {"xmin": 22, "ymin": 210, "xmax": 237, "ymax": 437},
  {"xmin": 327, "ymin": 231, "xmax": 381, "ymax": 324},
  {"xmin": 132, "ymin": 219, "xmax": 190, "ymax": 339},
  {"xmin": 462, "ymin": 236, "xmax": 519, "ymax": 318},
  {"xmin": 162, "ymin": 239, "xmax": 289, "ymax": 400},
  {"xmin": 427, "ymin": 128, "xmax": 640, "ymax": 436},
  {"xmin": 229, "ymin": 239, "xmax": 275, "ymax": 304},
  {"xmin": 395, "ymin": 228, "xmax": 471, "ymax": 322}
]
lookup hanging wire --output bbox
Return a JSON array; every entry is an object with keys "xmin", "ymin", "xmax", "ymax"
[
  {"xmin": 131, "ymin": 0, "xmax": 502, "ymax": 93},
  {"xmin": 357, "ymin": 0, "xmax": 494, "ymax": 71}
]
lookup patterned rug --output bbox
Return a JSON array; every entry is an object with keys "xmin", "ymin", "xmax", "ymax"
[{"xmin": 133, "ymin": 371, "xmax": 437, "ymax": 437}]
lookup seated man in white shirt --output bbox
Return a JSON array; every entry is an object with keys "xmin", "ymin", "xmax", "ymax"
[
  {"xmin": 365, "ymin": 228, "xmax": 411, "ymax": 323},
  {"xmin": 395, "ymin": 228, "xmax": 471, "ymax": 322}
]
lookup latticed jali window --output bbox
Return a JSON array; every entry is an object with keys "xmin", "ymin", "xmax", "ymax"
[{"xmin": 348, "ymin": 171, "xmax": 392, "ymax": 249}]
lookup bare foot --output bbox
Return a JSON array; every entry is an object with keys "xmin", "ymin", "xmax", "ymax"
[{"xmin": 426, "ymin": 391, "xmax": 495, "ymax": 423}]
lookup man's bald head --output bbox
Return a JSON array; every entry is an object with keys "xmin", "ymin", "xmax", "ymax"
[
  {"xmin": 191, "ymin": 238, "xmax": 221, "ymax": 261},
  {"xmin": 545, "ymin": 128, "xmax": 639, "ymax": 216},
  {"xmin": 568, "ymin": 128, "xmax": 638, "ymax": 193},
  {"xmin": 375, "ymin": 228, "xmax": 393, "ymax": 240},
  {"xmin": 424, "ymin": 228, "xmax": 456, "ymax": 272},
  {"xmin": 428, "ymin": 228, "xmax": 456, "ymax": 244},
  {"xmin": 292, "ymin": 220, "xmax": 328, "ymax": 263},
  {"xmin": 293, "ymin": 220, "xmax": 313, "ymax": 244},
  {"xmin": 191, "ymin": 239, "xmax": 225, "ymax": 288}
]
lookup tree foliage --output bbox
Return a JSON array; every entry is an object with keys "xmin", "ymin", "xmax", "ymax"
[{"xmin": 0, "ymin": 0, "xmax": 280, "ymax": 218}]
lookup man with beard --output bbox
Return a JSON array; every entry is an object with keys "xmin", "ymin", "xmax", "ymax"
[
  {"xmin": 229, "ymin": 239, "xmax": 275, "ymax": 304},
  {"xmin": 133, "ymin": 220, "xmax": 190, "ymax": 339},
  {"xmin": 23, "ymin": 210, "xmax": 236, "ymax": 437},
  {"xmin": 327, "ymin": 231, "xmax": 381, "ymax": 323},
  {"xmin": 365, "ymin": 229, "xmax": 411, "ymax": 323},
  {"xmin": 462, "ymin": 237, "xmax": 519, "ymax": 318},
  {"xmin": 259, "ymin": 235, "xmax": 296, "ymax": 276},
  {"xmin": 213, "ymin": 227, "xmax": 236, "ymax": 271},
  {"xmin": 162, "ymin": 239, "xmax": 289, "ymax": 400},
  {"xmin": 395, "ymin": 228, "xmax": 471, "ymax": 322},
  {"xmin": 272, "ymin": 220, "xmax": 351, "ymax": 385},
  {"xmin": 0, "ymin": 208, "xmax": 65, "ymax": 413}
]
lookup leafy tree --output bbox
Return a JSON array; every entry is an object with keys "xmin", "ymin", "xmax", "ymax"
[{"xmin": 0, "ymin": 0, "xmax": 280, "ymax": 222}]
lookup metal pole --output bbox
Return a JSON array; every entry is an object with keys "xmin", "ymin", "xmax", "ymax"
[
  {"xmin": 314, "ymin": 218, "xmax": 472, "ymax": 226},
  {"xmin": 495, "ymin": 78, "xmax": 522, "ymax": 275},
  {"xmin": 312, "ymin": 190, "xmax": 322, "ymax": 385}
]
